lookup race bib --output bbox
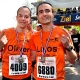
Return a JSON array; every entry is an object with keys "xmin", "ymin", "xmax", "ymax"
[
  {"xmin": 9, "ymin": 55, "xmax": 28, "ymax": 75},
  {"xmin": 37, "ymin": 57, "xmax": 56, "ymax": 79},
  {"xmin": 73, "ymin": 38, "xmax": 78, "ymax": 43}
]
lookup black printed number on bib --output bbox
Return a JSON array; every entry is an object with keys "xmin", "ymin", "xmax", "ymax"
[
  {"xmin": 38, "ymin": 66, "xmax": 54, "ymax": 75},
  {"xmin": 10, "ymin": 63, "xmax": 27, "ymax": 71}
]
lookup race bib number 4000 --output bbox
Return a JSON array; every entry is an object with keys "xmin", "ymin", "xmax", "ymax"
[
  {"xmin": 9, "ymin": 55, "xmax": 28, "ymax": 75},
  {"xmin": 37, "ymin": 57, "xmax": 56, "ymax": 79}
]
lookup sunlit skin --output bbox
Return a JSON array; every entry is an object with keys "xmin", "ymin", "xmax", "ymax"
[
  {"xmin": 37, "ymin": 4, "xmax": 54, "ymax": 31},
  {"xmin": 16, "ymin": 8, "xmax": 31, "ymax": 32}
]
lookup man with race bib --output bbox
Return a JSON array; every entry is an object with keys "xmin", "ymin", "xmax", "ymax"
[
  {"xmin": 30, "ymin": 1, "xmax": 77, "ymax": 80},
  {"xmin": 0, "ymin": 6, "xmax": 33, "ymax": 80}
]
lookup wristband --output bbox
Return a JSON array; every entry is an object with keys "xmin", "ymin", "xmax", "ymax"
[{"xmin": 65, "ymin": 46, "xmax": 73, "ymax": 52}]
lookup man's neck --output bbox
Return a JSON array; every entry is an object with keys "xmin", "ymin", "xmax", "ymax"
[
  {"xmin": 42, "ymin": 23, "xmax": 53, "ymax": 31},
  {"xmin": 16, "ymin": 26, "xmax": 27, "ymax": 32}
]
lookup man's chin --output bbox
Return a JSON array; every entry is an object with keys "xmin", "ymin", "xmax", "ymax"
[
  {"xmin": 20, "ymin": 26, "xmax": 26, "ymax": 29},
  {"xmin": 42, "ymin": 22, "xmax": 51, "ymax": 25}
]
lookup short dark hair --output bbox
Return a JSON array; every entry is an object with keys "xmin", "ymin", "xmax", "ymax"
[
  {"xmin": 36, "ymin": 1, "xmax": 54, "ymax": 15},
  {"xmin": 17, "ymin": 6, "xmax": 31, "ymax": 17}
]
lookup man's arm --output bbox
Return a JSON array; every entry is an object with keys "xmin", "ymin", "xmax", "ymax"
[
  {"xmin": 65, "ymin": 49, "xmax": 77, "ymax": 64},
  {"xmin": 61, "ymin": 29, "xmax": 77, "ymax": 64},
  {"xmin": 31, "ymin": 50, "xmax": 36, "ymax": 62},
  {"xmin": 31, "ymin": 50, "xmax": 36, "ymax": 73},
  {"xmin": 0, "ymin": 30, "xmax": 7, "ymax": 49}
]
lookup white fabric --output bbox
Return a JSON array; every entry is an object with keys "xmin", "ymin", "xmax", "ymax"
[{"xmin": 1, "ymin": 35, "xmax": 8, "ymax": 44}]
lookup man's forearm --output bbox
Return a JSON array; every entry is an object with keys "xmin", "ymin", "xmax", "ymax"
[
  {"xmin": 0, "ymin": 40, "xmax": 4, "ymax": 49},
  {"xmin": 66, "ymin": 49, "xmax": 77, "ymax": 64}
]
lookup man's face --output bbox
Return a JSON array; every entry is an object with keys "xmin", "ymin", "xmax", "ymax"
[
  {"xmin": 37, "ymin": 4, "xmax": 54, "ymax": 25},
  {"xmin": 16, "ymin": 8, "xmax": 31, "ymax": 29}
]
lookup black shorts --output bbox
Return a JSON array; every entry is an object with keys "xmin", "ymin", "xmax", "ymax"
[{"xmin": 2, "ymin": 75, "xmax": 31, "ymax": 80}]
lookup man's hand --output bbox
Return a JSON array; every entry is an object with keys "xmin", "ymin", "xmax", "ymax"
[
  {"xmin": 0, "ymin": 30, "xmax": 5, "ymax": 39},
  {"xmin": 60, "ymin": 34, "xmax": 70, "ymax": 48}
]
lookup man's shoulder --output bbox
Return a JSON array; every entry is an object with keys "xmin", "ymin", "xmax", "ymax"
[
  {"xmin": 31, "ymin": 30, "xmax": 41, "ymax": 37},
  {"xmin": 2, "ymin": 27, "xmax": 15, "ymax": 36},
  {"xmin": 3, "ymin": 27, "xmax": 14, "ymax": 32},
  {"xmin": 54, "ymin": 26, "xmax": 63, "ymax": 30},
  {"xmin": 54, "ymin": 26, "xmax": 66, "ymax": 33}
]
